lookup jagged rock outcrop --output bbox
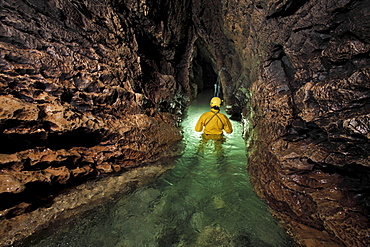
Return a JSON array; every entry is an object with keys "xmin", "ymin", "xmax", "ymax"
[
  {"xmin": 0, "ymin": 0, "xmax": 190, "ymax": 241},
  {"xmin": 235, "ymin": 0, "xmax": 370, "ymax": 246}
]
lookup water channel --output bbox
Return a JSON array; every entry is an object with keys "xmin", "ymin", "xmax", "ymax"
[{"xmin": 27, "ymin": 91, "xmax": 295, "ymax": 247}]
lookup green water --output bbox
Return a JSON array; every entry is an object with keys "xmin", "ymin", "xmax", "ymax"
[{"xmin": 29, "ymin": 92, "xmax": 295, "ymax": 247}]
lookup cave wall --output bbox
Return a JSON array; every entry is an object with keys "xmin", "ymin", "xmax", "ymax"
[
  {"xmin": 234, "ymin": 0, "xmax": 370, "ymax": 246},
  {"xmin": 0, "ymin": 0, "xmax": 197, "ymax": 224}
]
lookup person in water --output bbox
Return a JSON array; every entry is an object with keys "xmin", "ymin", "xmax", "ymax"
[{"xmin": 195, "ymin": 97, "xmax": 233, "ymax": 136}]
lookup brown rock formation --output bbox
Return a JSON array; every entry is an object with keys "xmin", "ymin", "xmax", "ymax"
[
  {"xmin": 0, "ymin": 0, "xmax": 187, "ymax": 233},
  {"xmin": 235, "ymin": 0, "xmax": 370, "ymax": 246},
  {"xmin": 1, "ymin": 0, "xmax": 370, "ymax": 246}
]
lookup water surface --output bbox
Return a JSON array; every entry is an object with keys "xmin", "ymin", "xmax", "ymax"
[{"xmin": 30, "ymin": 92, "xmax": 294, "ymax": 247}]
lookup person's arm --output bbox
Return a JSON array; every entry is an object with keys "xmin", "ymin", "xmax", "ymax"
[
  {"xmin": 223, "ymin": 116, "xmax": 233, "ymax": 134},
  {"xmin": 195, "ymin": 114, "xmax": 205, "ymax": 132}
]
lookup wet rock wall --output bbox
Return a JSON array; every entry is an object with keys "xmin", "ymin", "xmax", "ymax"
[
  {"xmin": 0, "ymin": 0, "xmax": 192, "ymax": 226},
  {"xmin": 238, "ymin": 0, "xmax": 370, "ymax": 246}
]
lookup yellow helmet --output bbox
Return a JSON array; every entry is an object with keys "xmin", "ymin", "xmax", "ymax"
[{"xmin": 210, "ymin": 97, "xmax": 222, "ymax": 107}]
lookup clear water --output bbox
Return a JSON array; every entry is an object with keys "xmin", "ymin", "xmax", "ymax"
[{"xmin": 29, "ymin": 91, "xmax": 295, "ymax": 247}]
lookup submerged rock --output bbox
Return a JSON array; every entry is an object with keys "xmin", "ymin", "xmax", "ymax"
[
  {"xmin": 1, "ymin": 164, "xmax": 173, "ymax": 246},
  {"xmin": 194, "ymin": 225, "xmax": 234, "ymax": 247}
]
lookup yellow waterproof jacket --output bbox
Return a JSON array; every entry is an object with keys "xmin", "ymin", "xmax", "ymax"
[{"xmin": 195, "ymin": 109, "xmax": 233, "ymax": 134}]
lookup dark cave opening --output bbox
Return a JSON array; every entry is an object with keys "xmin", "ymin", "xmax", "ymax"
[{"xmin": 191, "ymin": 39, "xmax": 218, "ymax": 94}]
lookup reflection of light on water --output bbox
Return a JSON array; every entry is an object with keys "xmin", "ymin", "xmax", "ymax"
[{"xmin": 30, "ymin": 91, "xmax": 295, "ymax": 247}]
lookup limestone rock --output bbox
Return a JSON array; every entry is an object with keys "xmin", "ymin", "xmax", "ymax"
[
  {"xmin": 0, "ymin": 174, "xmax": 24, "ymax": 193},
  {"xmin": 0, "ymin": 0, "xmax": 185, "ymax": 226},
  {"xmin": 240, "ymin": 0, "xmax": 370, "ymax": 246}
]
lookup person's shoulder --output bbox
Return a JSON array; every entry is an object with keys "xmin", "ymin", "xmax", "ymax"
[
  {"xmin": 219, "ymin": 113, "xmax": 231, "ymax": 120},
  {"xmin": 200, "ymin": 111, "xmax": 212, "ymax": 117}
]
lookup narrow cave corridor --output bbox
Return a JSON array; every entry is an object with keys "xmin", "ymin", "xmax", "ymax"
[
  {"xmin": 24, "ymin": 91, "xmax": 294, "ymax": 247},
  {"xmin": 191, "ymin": 39, "xmax": 218, "ymax": 94},
  {"xmin": 1, "ymin": 0, "xmax": 370, "ymax": 246}
]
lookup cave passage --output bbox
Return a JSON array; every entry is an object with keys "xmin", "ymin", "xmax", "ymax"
[{"xmin": 26, "ymin": 91, "xmax": 294, "ymax": 247}]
